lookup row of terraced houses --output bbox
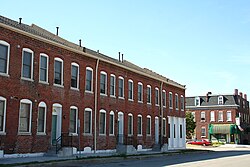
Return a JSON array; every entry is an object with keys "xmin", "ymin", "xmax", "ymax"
[{"xmin": 0, "ymin": 15, "xmax": 186, "ymax": 154}]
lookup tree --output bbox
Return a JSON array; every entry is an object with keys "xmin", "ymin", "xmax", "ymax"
[{"xmin": 186, "ymin": 112, "xmax": 196, "ymax": 139}]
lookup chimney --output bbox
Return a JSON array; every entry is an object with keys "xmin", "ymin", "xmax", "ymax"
[
  {"xmin": 239, "ymin": 92, "xmax": 243, "ymax": 97},
  {"xmin": 244, "ymin": 94, "xmax": 247, "ymax": 100},
  {"xmin": 118, "ymin": 52, "xmax": 121, "ymax": 62},
  {"xmin": 19, "ymin": 18, "xmax": 22, "ymax": 24},
  {"xmin": 83, "ymin": 47, "xmax": 86, "ymax": 52},
  {"xmin": 206, "ymin": 92, "xmax": 212, "ymax": 102},
  {"xmin": 56, "ymin": 27, "xmax": 59, "ymax": 35},
  {"xmin": 121, "ymin": 54, "xmax": 124, "ymax": 62},
  {"xmin": 79, "ymin": 39, "xmax": 81, "ymax": 47},
  {"xmin": 234, "ymin": 89, "xmax": 238, "ymax": 95}
]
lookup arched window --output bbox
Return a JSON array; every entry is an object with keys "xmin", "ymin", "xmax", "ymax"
[
  {"xmin": 0, "ymin": 96, "xmax": 7, "ymax": 133},
  {"xmin": 0, "ymin": 40, "xmax": 10, "ymax": 76},
  {"xmin": 99, "ymin": 109, "xmax": 106, "ymax": 135},
  {"xmin": 19, "ymin": 99, "xmax": 32, "ymax": 133},
  {"xmin": 37, "ymin": 101, "xmax": 47, "ymax": 134}
]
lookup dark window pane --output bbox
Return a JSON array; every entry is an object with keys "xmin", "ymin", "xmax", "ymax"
[
  {"xmin": 22, "ymin": 51, "xmax": 32, "ymax": 78},
  {"xmin": 40, "ymin": 56, "xmax": 47, "ymax": 82},
  {"xmin": 38, "ymin": 107, "xmax": 45, "ymax": 132},
  {"xmin": 71, "ymin": 65, "xmax": 78, "ymax": 88},
  {"xmin": 54, "ymin": 60, "xmax": 62, "ymax": 84},
  {"xmin": 0, "ymin": 100, "xmax": 5, "ymax": 131},
  {"xmin": 0, "ymin": 44, "xmax": 8, "ymax": 73}
]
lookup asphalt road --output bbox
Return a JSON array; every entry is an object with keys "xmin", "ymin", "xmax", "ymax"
[{"xmin": 35, "ymin": 150, "xmax": 250, "ymax": 167}]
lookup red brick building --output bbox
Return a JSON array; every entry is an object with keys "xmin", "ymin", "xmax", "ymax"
[
  {"xmin": 186, "ymin": 90, "xmax": 250, "ymax": 144},
  {"xmin": 0, "ymin": 15, "xmax": 186, "ymax": 154}
]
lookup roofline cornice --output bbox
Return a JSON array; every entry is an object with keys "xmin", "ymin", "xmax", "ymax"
[
  {"xmin": 0, "ymin": 22, "xmax": 185, "ymax": 90},
  {"xmin": 186, "ymin": 104, "xmax": 239, "ymax": 110}
]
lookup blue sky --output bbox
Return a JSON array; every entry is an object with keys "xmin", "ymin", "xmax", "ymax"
[{"xmin": 1, "ymin": 0, "xmax": 250, "ymax": 97}]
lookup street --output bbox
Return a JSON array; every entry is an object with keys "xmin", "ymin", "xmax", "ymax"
[{"xmin": 37, "ymin": 149, "xmax": 250, "ymax": 167}]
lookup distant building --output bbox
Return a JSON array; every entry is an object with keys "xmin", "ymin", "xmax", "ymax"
[
  {"xmin": 0, "ymin": 15, "xmax": 186, "ymax": 154},
  {"xmin": 186, "ymin": 89, "xmax": 250, "ymax": 144}
]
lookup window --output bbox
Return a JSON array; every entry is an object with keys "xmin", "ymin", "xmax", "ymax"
[
  {"xmin": 201, "ymin": 111, "xmax": 205, "ymax": 122},
  {"xmin": 19, "ymin": 99, "xmax": 32, "ymax": 133},
  {"xmin": 128, "ymin": 113, "xmax": 133, "ymax": 136},
  {"xmin": 218, "ymin": 111, "xmax": 223, "ymax": 121},
  {"xmin": 195, "ymin": 97, "xmax": 200, "ymax": 106},
  {"xmin": 128, "ymin": 80, "xmax": 133, "ymax": 100},
  {"xmin": 227, "ymin": 111, "xmax": 232, "ymax": 121},
  {"xmin": 201, "ymin": 127, "xmax": 206, "ymax": 137},
  {"xmin": 155, "ymin": 88, "xmax": 159, "ymax": 106},
  {"xmin": 0, "ymin": 40, "xmax": 10, "ymax": 75},
  {"xmin": 191, "ymin": 112, "xmax": 196, "ymax": 122},
  {"xmin": 118, "ymin": 77, "xmax": 124, "ymax": 98},
  {"xmin": 110, "ymin": 74, "xmax": 116, "ymax": 97},
  {"xmin": 84, "ymin": 108, "xmax": 92, "ymax": 134},
  {"xmin": 69, "ymin": 106, "xmax": 78, "ymax": 134},
  {"xmin": 0, "ymin": 96, "xmax": 6, "ymax": 133},
  {"xmin": 109, "ymin": 111, "xmax": 114, "ymax": 135},
  {"xmin": 85, "ymin": 67, "xmax": 93, "ymax": 92},
  {"xmin": 71, "ymin": 63, "xmax": 79, "ymax": 89},
  {"xmin": 163, "ymin": 118, "xmax": 166, "ymax": 136},
  {"xmin": 181, "ymin": 95, "xmax": 184, "ymax": 111},
  {"xmin": 137, "ymin": 115, "xmax": 142, "ymax": 136},
  {"xmin": 99, "ymin": 110, "xmax": 106, "ymax": 135},
  {"xmin": 175, "ymin": 94, "xmax": 179, "ymax": 110},
  {"xmin": 147, "ymin": 85, "xmax": 151, "ymax": 104},
  {"xmin": 22, "ymin": 48, "xmax": 34, "ymax": 80},
  {"xmin": 54, "ymin": 58, "xmax": 63, "ymax": 86},
  {"xmin": 100, "ymin": 71, "xmax": 107, "ymax": 95},
  {"xmin": 146, "ymin": 115, "xmax": 151, "ymax": 135},
  {"xmin": 218, "ymin": 96, "xmax": 224, "ymax": 105},
  {"xmin": 138, "ymin": 82, "xmax": 143, "ymax": 102},
  {"xmin": 180, "ymin": 124, "xmax": 183, "ymax": 138},
  {"xmin": 210, "ymin": 111, "xmax": 215, "ymax": 122},
  {"xmin": 162, "ymin": 90, "xmax": 166, "ymax": 107},
  {"xmin": 39, "ymin": 54, "xmax": 49, "ymax": 83},
  {"xmin": 169, "ymin": 92, "xmax": 173, "ymax": 108},
  {"xmin": 37, "ymin": 102, "xmax": 47, "ymax": 134}
]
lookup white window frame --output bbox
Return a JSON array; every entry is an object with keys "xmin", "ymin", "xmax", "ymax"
[
  {"xmin": 84, "ymin": 108, "xmax": 92, "ymax": 135},
  {"xmin": 201, "ymin": 111, "xmax": 205, "ymax": 122},
  {"xmin": 128, "ymin": 113, "xmax": 133, "ymax": 136},
  {"xmin": 21, "ymin": 48, "xmax": 34, "ymax": 81},
  {"xmin": 39, "ymin": 53, "xmax": 49, "ymax": 84},
  {"xmin": 128, "ymin": 79, "xmax": 134, "ymax": 101},
  {"xmin": 85, "ymin": 67, "xmax": 93, "ymax": 93},
  {"xmin": 155, "ymin": 87, "xmax": 159, "ymax": 106},
  {"xmin": 181, "ymin": 95, "xmax": 184, "ymax": 111},
  {"xmin": 118, "ymin": 76, "xmax": 124, "ymax": 99},
  {"xmin": 18, "ymin": 99, "xmax": 32, "ymax": 134},
  {"xmin": 99, "ymin": 109, "xmax": 106, "ymax": 135},
  {"xmin": 37, "ymin": 101, "xmax": 47, "ymax": 135},
  {"xmin": 71, "ymin": 62, "xmax": 79, "ymax": 90},
  {"xmin": 218, "ymin": 95, "xmax": 224, "ymax": 105},
  {"xmin": 110, "ymin": 74, "xmax": 116, "ymax": 97},
  {"xmin": 162, "ymin": 90, "xmax": 166, "ymax": 107},
  {"xmin": 175, "ymin": 93, "xmax": 179, "ymax": 110},
  {"xmin": 137, "ymin": 114, "xmax": 142, "ymax": 136},
  {"xmin": 227, "ymin": 111, "xmax": 232, "ymax": 122},
  {"xmin": 0, "ymin": 40, "xmax": 10, "ymax": 77},
  {"xmin": 69, "ymin": 106, "xmax": 78, "ymax": 135},
  {"xmin": 195, "ymin": 97, "xmax": 200, "ymax": 106},
  {"xmin": 146, "ymin": 115, "xmax": 151, "ymax": 136},
  {"xmin": 100, "ymin": 71, "xmax": 107, "ymax": 95},
  {"xmin": 109, "ymin": 111, "xmax": 115, "ymax": 136},
  {"xmin": 218, "ymin": 111, "xmax": 223, "ymax": 122},
  {"xmin": 210, "ymin": 111, "xmax": 215, "ymax": 122},
  {"xmin": 201, "ymin": 127, "xmax": 206, "ymax": 137},
  {"xmin": 169, "ymin": 92, "xmax": 173, "ymax": 109},
  {"xmin": 54, "ymin": 57, "xmax": 64, "ymax": 87},
  {"xmin": 147, "ymin": 85, "xmax": 151, "ymax": 105},
  {"xmin": 0, "ymin": 96, "xmax": 7, "ymax": 134},
  {"xmin": 138, "ymin": 82, "xmax": 143, "ymax": 103}
]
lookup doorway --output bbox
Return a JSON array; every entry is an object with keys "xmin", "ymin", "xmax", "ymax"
[
  {"xmin": 51, "ymin": 104, "xmax": 62, "ymax": 145},
  {"xmin": 118, "ymin": 112, "xmax": 124, "ymax": 144},
  {"xmin": 155, "ymin": 117, "xmax": 159, "ymax": 144}
]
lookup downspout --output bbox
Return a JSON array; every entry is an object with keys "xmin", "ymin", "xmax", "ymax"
[
  {"xmin": 160, "ymin": 82, "xmax": 164, "ymax": 146},
  {"xmin": 94, "ymin": 59, "xmax": 100, "ymax": 153}
]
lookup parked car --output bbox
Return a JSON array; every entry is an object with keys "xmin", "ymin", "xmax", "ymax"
[{"xmin": 187, "ymin": 139, "xmax": 212, "ymax": 146}]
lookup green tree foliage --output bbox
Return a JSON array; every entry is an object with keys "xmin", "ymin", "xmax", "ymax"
[{"xmin": 186, "ymin": 112, "xmax": 196, "ymax": 139}]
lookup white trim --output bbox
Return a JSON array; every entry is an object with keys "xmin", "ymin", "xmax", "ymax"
[
  {"xmin": 84, "ymin": 108, "xmax": 92, "ymax": 135},
  {"xmin": 37, "ymin": 101, "xmax": 47, "ymax": 135},
  {"xmin": 169, "ymin": 92, "xmax": 173, "ymax": 109},
  {"xmin": 100, "ymin": 71, "xmax": 107, "ymax": 95},
  {"xmin": 218, "ymin": 111, "xmax": 223, "ymax": 122},
  {"xmin": 155, "ymin": 87, "xmax": 159, "ymax": 106},
  {"xmin": 0, "ymin": 40, "xmax": 10, "ymax": 76},
  {"xmin": 71, "ymin": 62, "xmax": 79, "ymax": 90},
  {"xmin": 218, "ymin": 95, "xmax": 224, "ymax": 105},
  {"xmin": 18, "ymin": 99, "xmax": 32, "ymax": 134},
  {"xmin": 21, "ymin": 48, "xmax": 34, "ymax": 81},
  {"xmin": 109, "ymin": 111, "xmax": 115, "ymax": 136},
  {"xmin": 201, "ymin": 111, "xmax": 205, "ymax": 122},
  {"xmin": 54, "ymin": 57, "xmax": 64, "ymax": 87},
  {"xmin": 85, "ymin": 67, "xmax": 93, "ymax": 93},
  {"xmin": 227, "ymin": 110, "xmax": 232, "ymax": 121},
  {"xmin": 128, "ymin": 79, "xmax": 134, "ymax": 101},
  {"xmin": 118, "ymin": 76, "xmax": 124, "ymax": 99},
  {"xmin": 99, "ymin": 109, "xmax": 106, "ymax": 135},
  {"xmin": 146, "ymin": 115, "xmax": 151, "ymax": 136},
  {"xmin": 210, "ymin": 111, "xmax": 215, "ymax": 122},
  {"xmin": 0, "ymin": 96, "xmax": 7, "ymax": 134},
  {"xmin": 137, "ymin": 114, "xmax": 143, "ymax": 136},
  {"xmin": 138, "ymin": 82, "xmax": 143, "ymax": 103},
  {"xmin": 110, "ymin": 74, "xmax": 116, "ymax": 97},
  {"xmin": 128, "ymin": 113, "xmax": 133, "ymax": 136},
  {"xmin": 69, "ymin": 106, "xmax": 78, "ymax": 135},
  {"xmin": 147, "ymin": 85, "xmax": 151, "ymax": 105},
  {"xmin": 175, "ymin": 93, "xmax": 179, "ymax": 110},
  {"xmin": 181, "ymin": 95, "xmax": 184, "ymax": 111},
  {"xmin": 39, "ymin": 53, "xmax": 49, "ymax": 84},
  {"xmin": 162, "ymin": 90, "xmax": 166, "ymax": 107}
]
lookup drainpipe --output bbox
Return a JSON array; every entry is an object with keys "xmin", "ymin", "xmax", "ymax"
[
  {"xmin": 160, "ymin": 82, "xmax": 164, "ymax": 146},
  {"xmin": 94, "ymin": 59, "xmax": 100, "ymax": 153}
]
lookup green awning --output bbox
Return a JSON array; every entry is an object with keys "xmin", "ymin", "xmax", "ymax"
[{"xmin": 209, "ymin": 124, "xmax": 237, "ymax": 134}]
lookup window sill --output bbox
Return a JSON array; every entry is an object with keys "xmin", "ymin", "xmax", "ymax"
[
  {"xmin": 21, "ymin": 77, "xmax": 34, "ymax": 82},
  {"xmin": 18, "ymin": 132, "xmax": 32, "ymax": 136},
  {"xmin": 138, "ymin": 101, "xmax": 143, "ymax": 103},
  {"xmin": 69, "ymin": 133, "xmax": 78, "ymax": 136},
  {"xmin": 109, "ymin": 134, "xmax": 115, "ymax": 136},
  {"xmin": 100, "ymin": 93, "xmax": 107, "ymax": 96},
  {"xmin": 36, "ymin": 132, "xmax": 46, "ymax": 136},
  {"xmin": 147, "ymin": 103, "xmax": 152, "ymax": 105},
  {"xmin": 137, "ymin": 134, "xmax": 143, "ymax": 137},
  {"xmin": 0, "ymin": 132, "xmax": 6, "ymax": 135},
  {"xmin": 99, "ymin": 134, "xmax": 106, "ymax": 136},
  {"xmin": 71, "ymin": 87, "xmax": 79, "ymax": 91},
  {"xmin": 39, "ymin": 81, "xmax": 49, "ymax": 85},
  {"xmin": 118, "ymin": 97, "xmax": 125, "ymax": 100},
  {"xmin": 85, "ymin": 90, "xmax": 94, "ymax": 94},
  {"xmin": 155, "ymin": 104, "xmax": 160, "ymax": 107},
  {"xmin": 0, "ymin": 73, "xmax": 9, "ymax": 77},
  {"xmin": 53, "ymin": 83, "xmax": 64, "ymax": 88},
  {"xmin": 128, "ymin": 99, "xmax": 134, "ymax": 102},
  {"xmin": 83, "ymin": 133, "xmax": 92, "ymax": 136},
  {"xmin": 110, "ymin": 95, "xmax": 116, "ymax": 98}
]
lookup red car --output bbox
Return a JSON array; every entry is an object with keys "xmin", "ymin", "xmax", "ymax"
[{"xmin": 187, "ymin": 139, "xmax": 212, "ymax": 146}]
